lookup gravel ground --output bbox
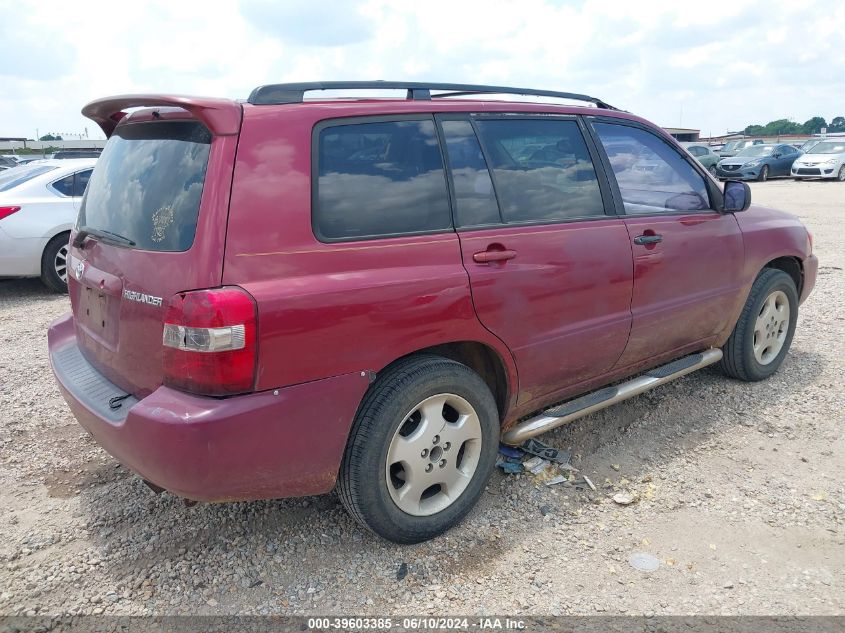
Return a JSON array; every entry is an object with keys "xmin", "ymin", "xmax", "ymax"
[{"xmin": 0, "ymin": 180, "xmax": 842, "ymax": 617}]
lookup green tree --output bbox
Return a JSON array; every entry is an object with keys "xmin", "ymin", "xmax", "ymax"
[
  {"xmin": 761, "ymin": 119, "xmax": 800, "ymax": 135},
  {"xmin": 39, "ymin": 133, "xmax": 63, "ymax": 141},
  {"xmin": 801, "ymin": 117, "xmax": 827, "ymax": 134},
  {"xmin": 829, "ymin": 116, "xmax": 845, "ymax": 132},
  {"xmin": 744, "ymin": 124, "xmax": 765, "ymax": 135}
]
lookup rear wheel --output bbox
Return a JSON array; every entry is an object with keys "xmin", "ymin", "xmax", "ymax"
[
  {"xmin": 40, "ymin": 233, "xmax": 70, "ymax": 293},
  {"xmin": 757, "ymin": 165, "xmax": 769, "ymax": 182},
  {"xmin": 338, "ymin": 355, "xmax": 499, "ymax": 543},
  {"xmin": 718, "ymin": 269, "xmax": 798, "ymax": 381}
]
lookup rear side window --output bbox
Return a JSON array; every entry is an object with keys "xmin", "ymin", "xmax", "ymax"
[
  {"xmin": 74, "ymin": 169, "xmax": 92, "ymax": 197},
  {"xmin": 79, "ymin": 121, "xmax": 212, "ymax": 252},
  {"xmin": 0, "ymin": 165, "xmax": 57, "ymax": 192},
  {"xmin": 473, "ymin": 118, "xmax": 605, "ymax": 223},
  {"xmin": 52, "ymin": 174, "xmax": 75, "ymax": 196},
  {"xmin": 315, "ymin": 119, "xmax": 451, "ymax": 240},
  {"xmin": 593, "ymin": 123, "xmax": 710, "ymax": 214},
  {"xmin": 440, "ymin": 120, "xmax": 500, "ymax": 227}
]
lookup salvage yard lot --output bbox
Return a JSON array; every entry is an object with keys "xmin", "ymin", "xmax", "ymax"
[{"xmin": 0, "ymin": 180, "xmax": 842, "ymax": 616}]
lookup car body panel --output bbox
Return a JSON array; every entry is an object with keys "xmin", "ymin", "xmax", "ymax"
[
  {"xmin": 457, "ymin": 219, "xmax": 634, "ymax": 406},
  {"xmin": 616, "ymin": 211, "xmax": 745, "ymax": 366}
]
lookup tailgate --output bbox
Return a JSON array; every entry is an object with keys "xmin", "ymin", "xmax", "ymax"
[{"xmin": 68, "ymin": 97, "xmax": 242, "ymax": 397}]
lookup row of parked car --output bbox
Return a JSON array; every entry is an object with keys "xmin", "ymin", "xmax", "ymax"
[{"xmin": 682, "ymin": 138, "xmax": 845, "ymax": 182}]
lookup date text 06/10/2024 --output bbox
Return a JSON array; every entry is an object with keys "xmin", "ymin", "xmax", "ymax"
[{"xmin": 306, "ymin": 617, "xmax": 526, "ymax": 630}]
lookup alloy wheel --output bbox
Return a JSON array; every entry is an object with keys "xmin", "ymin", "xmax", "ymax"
[
  {"xmin": 385, "ymin": 393, "xmax": 483, "ymax": 516},
  {"xmin": 838, "ymin": 165, "xmax": 845, "ymax": 181},
  {"xmin": 753, "ymin": 290, "xmax": 790, "ymax": 365},
  {"xmin": 54, "ymin": 244, "xmax": 69, "ymax": 283}
]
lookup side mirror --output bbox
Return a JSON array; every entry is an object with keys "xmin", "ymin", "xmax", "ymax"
[{"xmin": 723, "ymin": 180, "xmax": 751, "ymax": 212}]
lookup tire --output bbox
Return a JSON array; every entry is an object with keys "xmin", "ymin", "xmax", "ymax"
[
  {"xmin": 708, "ymin": 164, "xmax": 717, "ymax": 176},
  {"xmin": 757, "ymin": 165, "xmax": 769, "ymax": 182},
  {"xmin": 838, "ymin": 165, "xmax": 845, "ymax": 181},
  {"xmin": 40, "ymin": 233, "xmax": 70, "ymax": 293},
  {"xmin": 338, "ymin": 354, "xmax": 499, "ymax": 544},
  {"xmin": 793, "ymin": 177, "xmax": 802, "ymax": 182},
  {"xmin": 718, "ymin": 269, "xmax": 798, "ymax": 382}
]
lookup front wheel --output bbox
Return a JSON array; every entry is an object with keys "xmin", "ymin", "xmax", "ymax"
[
  {"xmin": 757, "ymin": 165, "xmax": 769, "ymax": 182},
  {"xmin": 837, "ymin": 165, "xmax": 845, "ymax": 181},
  {"xmin": 718, "ymin": 269, "xmax": 798, "ymax": 381},
  {"xmin": 708, "ymin": 164, "xmax": 718, "ymax": 176},
  {"xmin": 338, "ymin": 355, "xmax": 499, "ymax": 543}
]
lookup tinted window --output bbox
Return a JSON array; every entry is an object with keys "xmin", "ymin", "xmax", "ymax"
[
  {"xmin": 316, "ymin": 119, "xmax": 451, "ymax": 240},
  {"xmin": 594, "ymin": 123, "xmax": 710, "ymax": 214},
  {"xmin": 52, "ymin": 174, "xmax": 75, "ymax": 196},
  {"xmin": 79, "ymin": 121, "xmax": 211, "ymax": 252},
  {"xmin": 474, "ymin": 119, "xmax": 604, "ymax": 222},
  {"xmin": 440, "ymin": 120, "xmax": 500, "ymax": 226},
  {"xmin": 73, "ymin": 169, "xmax": 92, "ymax": 197},
  {"xmin": 687, "ymin": 146, "xmax": 703, "ymax": 157},
  {"xmin": 0, "ymin": 165, "xmax": 57, "ymax": 192}
]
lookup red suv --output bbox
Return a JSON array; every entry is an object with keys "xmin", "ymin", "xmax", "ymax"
[{"xmin": 48, "ymin": 82, "xmax": 817, "ymax": 543}]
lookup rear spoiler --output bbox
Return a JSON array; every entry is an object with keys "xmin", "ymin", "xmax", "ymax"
[{"xmin": 81, "ymin": 94, "xmax": 242, "ymax": 138}]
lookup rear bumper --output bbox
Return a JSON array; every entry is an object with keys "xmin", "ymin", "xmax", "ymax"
[
  {"xmin": 48, "ymin": 313, "xmax": 369, "ymax": 501},
  {"xmin": 801, "ymin": 254, "xmax": 818, "ymax": 305}
]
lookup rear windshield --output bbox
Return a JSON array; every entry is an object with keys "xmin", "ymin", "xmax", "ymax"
[
  {"xmin": 78, "ymin": 121, "xmax": 212, "ymax": 251},
  {"xmin": 0, "ymin": 164, "xmax": 57, "ymax": 192}
]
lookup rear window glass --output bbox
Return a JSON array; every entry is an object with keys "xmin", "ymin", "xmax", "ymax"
[
  {"xmin": 78, "ymin": 121, "xmax": 212, "ymax": 252},
  {"xmin": 0, "ymin": 164, "xmax": 57, "ymax": 192},
  {"xmin": 474, "ymin": 118, "xmax": 605, "ymax": 222},
  {"xmin": 315, "ymin": 119, "xmax": 451, "ymax": 240}
]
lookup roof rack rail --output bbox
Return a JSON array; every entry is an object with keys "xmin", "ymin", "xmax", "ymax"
[{"xmin": 247, "ymin": 81, "xmax": 618, "ymax": 110}]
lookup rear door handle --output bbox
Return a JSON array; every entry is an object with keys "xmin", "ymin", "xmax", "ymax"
[
  {"xmin": 473, "ymin": 249, "xmax": 517, "ymax": 263},
  {"xmin": 633, "ymin": 234, "xmax": 663, "ymax": 245}
]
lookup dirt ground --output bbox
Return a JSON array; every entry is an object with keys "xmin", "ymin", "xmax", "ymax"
[{"xmin": 0, "ymin": 179, "xmax": 842, "ymax": 617}]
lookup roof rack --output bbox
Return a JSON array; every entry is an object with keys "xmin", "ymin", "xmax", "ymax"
[{"xmin": 247, "ymin": 81, "xmax": 618, "ymax": 110}]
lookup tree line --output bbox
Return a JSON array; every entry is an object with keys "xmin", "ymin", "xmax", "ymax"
[{"xmin": 744, "ymin": 116, "xmax": 844, "ymax": 136}]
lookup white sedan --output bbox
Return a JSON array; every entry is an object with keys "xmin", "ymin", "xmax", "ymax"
[
  {"xmin": 791, "ymin": 140, "xmax": 845, "ymax": 181},
  {"xmin": 0, "ymin": 159, "xmax": 97, "ymax": 291}
]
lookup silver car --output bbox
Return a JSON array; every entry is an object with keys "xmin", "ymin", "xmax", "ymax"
[{"xmin": 0, "ymin": 159, "xmax": 97, "ymax": 291}]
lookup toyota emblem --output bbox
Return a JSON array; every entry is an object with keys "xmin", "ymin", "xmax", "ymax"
[{"xmin": 75, "ymin": 260, "xmax": 85, "ymax": 281}]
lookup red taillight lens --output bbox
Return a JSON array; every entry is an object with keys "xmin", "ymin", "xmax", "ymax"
[
  {"xmin": 0, "ymin": 206, "xmax": 21, "ymax": 220},
  {"xmin": 162, "ymin": 287, "xmax": 257, "ymax": 396}
]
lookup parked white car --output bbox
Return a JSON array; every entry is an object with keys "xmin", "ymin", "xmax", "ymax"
[
  {"xmin": 791, "ymin": 141, "xmax": 845, "ymax": 181},
  {"xmin": 0, "ymin": 159, "xmax": 96, "ymax": 291}
]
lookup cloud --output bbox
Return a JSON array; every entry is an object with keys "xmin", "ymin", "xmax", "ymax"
[
  {"xmin": 240, "ymin": 0, "xmax": 374, "ymax": 46},
  {"xmin": 0, "ymin": 0, "xmax": 843, "ymax": 140}
]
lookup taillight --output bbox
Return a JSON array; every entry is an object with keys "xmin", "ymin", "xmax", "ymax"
[
  {"xmin": 162, "ymin": 287, "xmax": 257, "ymax": 396},
  {"xmin": 807, "ymin": 229, "xmax": 813, "ymax": 255},
  {"xmin": 0, "ymin": 206, "xmax": 21, "ymax": 220}
]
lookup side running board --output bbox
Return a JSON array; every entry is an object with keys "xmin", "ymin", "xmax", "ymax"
[{"xmin": 501, "ymin": 349, "xmax": 723, "ymax": 445}]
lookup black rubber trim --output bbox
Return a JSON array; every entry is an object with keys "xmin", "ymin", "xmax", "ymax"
[
  {"xmin": 51, "ymin": 343, "xmax": 137, "ymax": 423},
  {"xmin": 543, "ymin": 386, "xmax": 619, "ymax": 418},
  {"xmin": 645, "ymin": 353, "xmax": 703, "ymax": 379}
]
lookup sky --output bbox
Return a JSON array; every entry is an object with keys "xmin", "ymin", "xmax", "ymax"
[{"xmin": 1, "ymin": 0, "xmax": 843, "ymax": 140}]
